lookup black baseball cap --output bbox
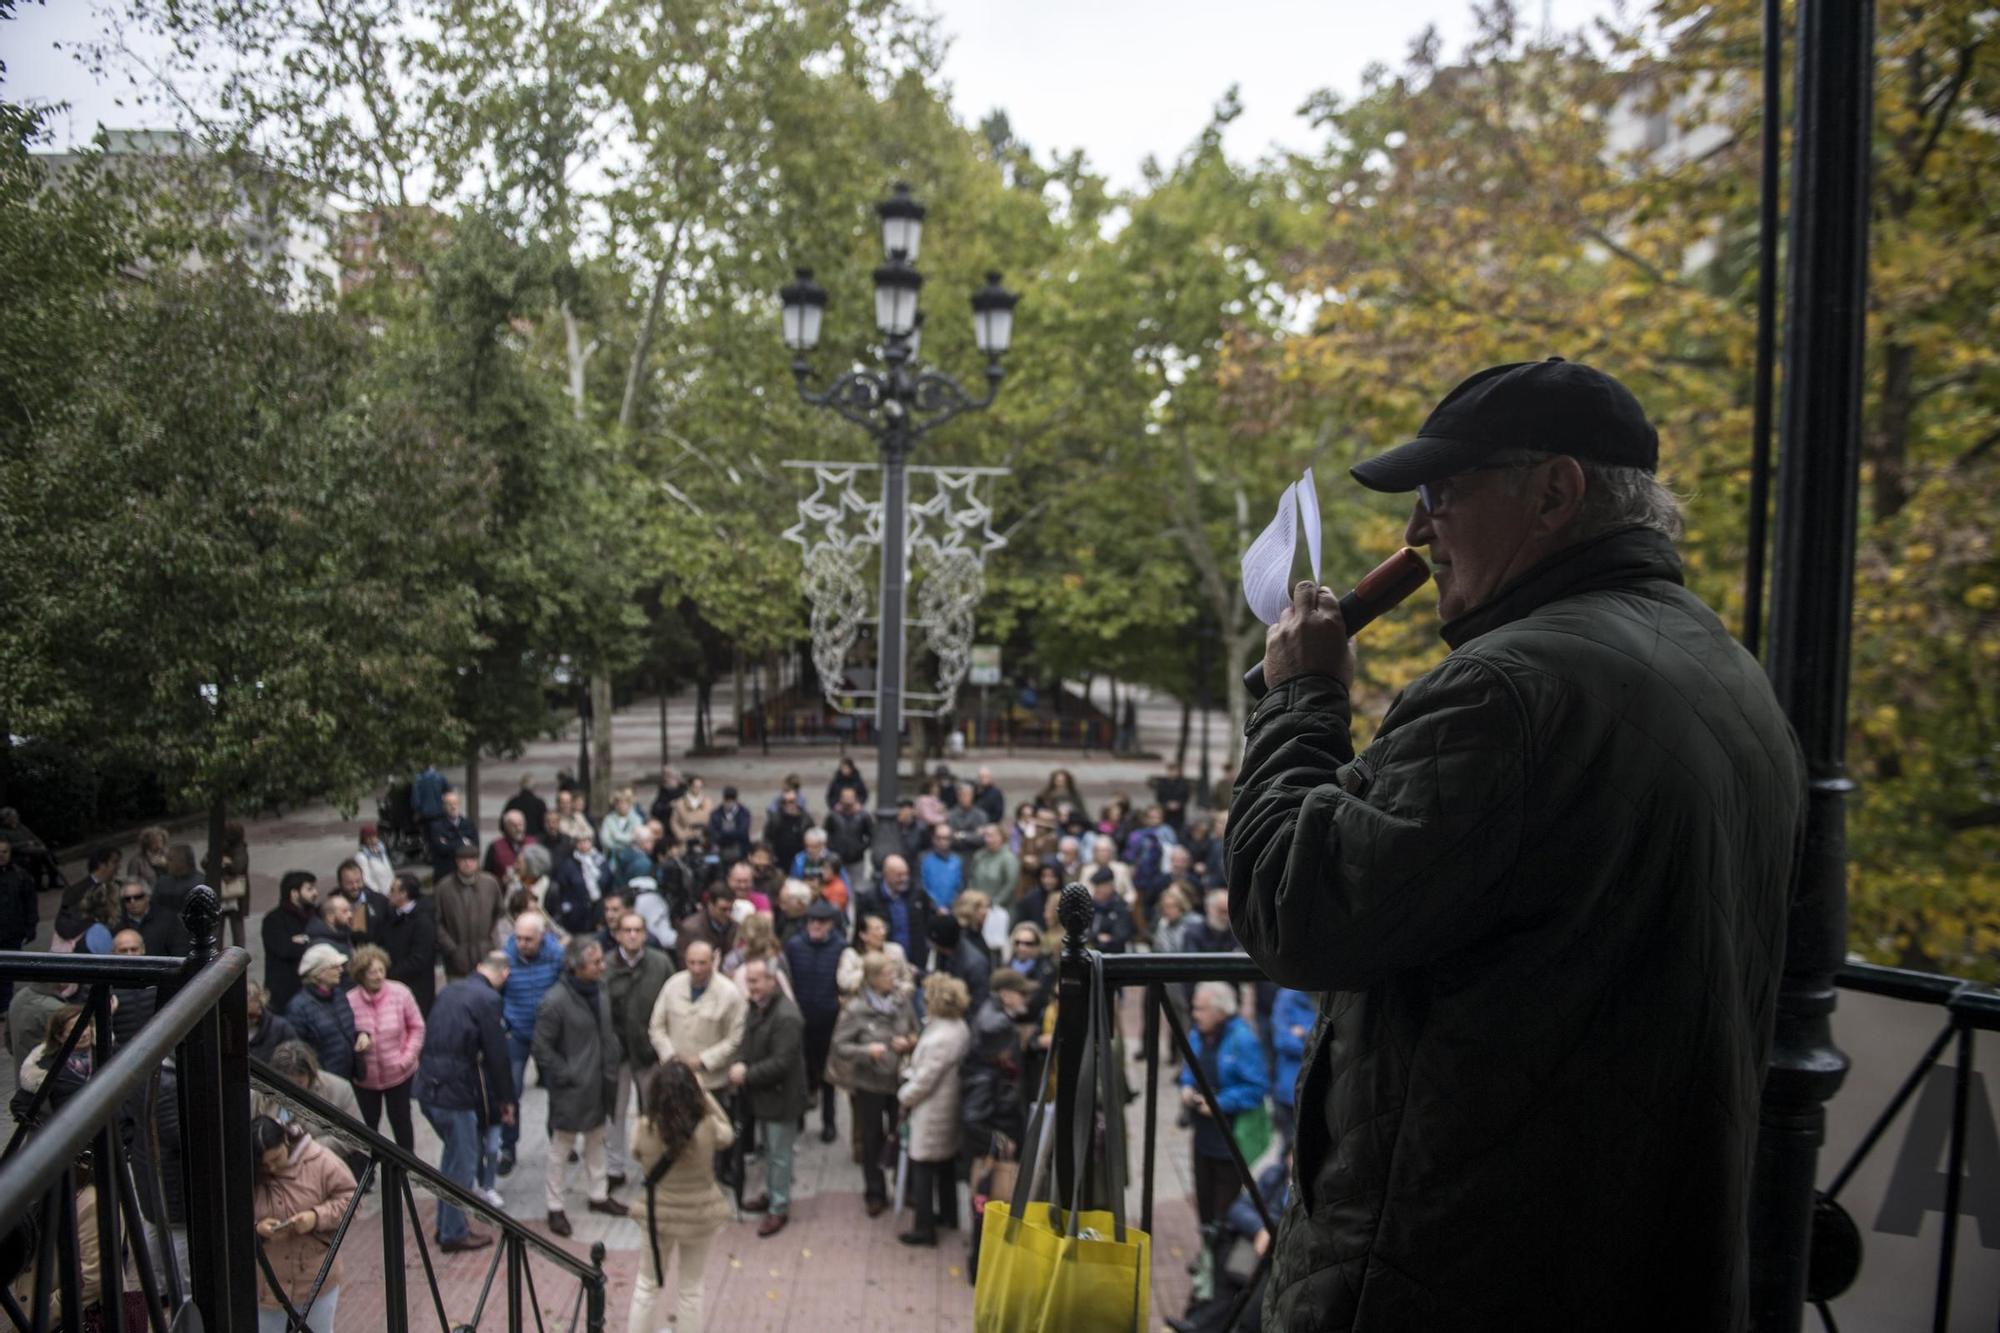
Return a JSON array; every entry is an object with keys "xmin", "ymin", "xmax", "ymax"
[{"xmin": 1350, "ymin": 358, "xmax": 1658, "ymax": 492}]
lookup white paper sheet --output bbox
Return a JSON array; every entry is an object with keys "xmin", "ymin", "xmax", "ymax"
[
  {"xmin": 1241, "ymin": 469, "xmax": 1325, "ymax": 625},
  {"xmin": 1242, "ymin": 481, "xmax": 1299, "ymax": 626}
]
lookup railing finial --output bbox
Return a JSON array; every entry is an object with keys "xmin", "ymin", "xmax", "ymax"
[
  {"xmin": 181, "ymin": 883, "xmax": 221, "ymax": 963},
  {"xmin": 1059, "ymin": 882, "xmax": 1093, "ymax": 957}
]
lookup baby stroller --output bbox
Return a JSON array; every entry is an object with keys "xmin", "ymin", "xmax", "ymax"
[{"xmin": 375, "ymin": 780, "xmax": 429, "ymax": 866}]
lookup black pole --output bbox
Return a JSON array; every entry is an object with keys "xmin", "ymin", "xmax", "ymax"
[
  {"xmin": 381, "ymin": 1161, "xmax": 409, "ymax": 1333},
  {"xmin": 176, "ymin": 887, "xmax": 257, "ymax": 1333},
  {"xmin": 875, "ymin": 397, "xmax": 911, "ymax": 818},
  {"xmin": 1052, "ymin": 883, "xmax": 1094, "ymax": 1210},
  {"xmin": 1750, "ymin": 0, "xmax": 1873, "ymax": 1328},
  {"xmin": 1743, "ymin": 0, "xmax": 1785, "ymax": 657}
]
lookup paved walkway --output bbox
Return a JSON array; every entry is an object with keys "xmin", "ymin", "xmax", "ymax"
[{"xmin": 8, "ymin": 680, "xmax": 1237, "ymax": 1330}]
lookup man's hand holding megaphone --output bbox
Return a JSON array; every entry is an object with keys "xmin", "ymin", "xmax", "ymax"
[{"xmin": 1263, "ymin": 580, "xmax": 1356, "ymax": 695}]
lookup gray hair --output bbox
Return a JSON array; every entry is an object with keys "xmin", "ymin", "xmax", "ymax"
[
  {"xmin": 1491, "ymin": 449, "xmax": 1684, "ymax": 542},
  {"xmin": 1193, "ymin": 981, "xmax": 1239, "ymax": 1016},
  {"xmin": 565, "ymin": 936, "xmax": 604, "ymax": 972},
  {"xmin": 517, "ymin": 844, "xmax": 553, "ymax": 880}
]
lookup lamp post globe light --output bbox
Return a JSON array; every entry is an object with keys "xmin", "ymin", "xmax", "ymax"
[{"xmin": 779, "ymin": 181, "xmax": 1018, "ymax": 815}]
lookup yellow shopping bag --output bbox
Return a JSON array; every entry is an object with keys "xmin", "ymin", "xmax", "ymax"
[
  {"xmin": 973, "ymin": 952, "xmax": 1149, "ymax": 1332},
  {"xmin": 973, "ymin": 1200, "xmax": 1150, "ymax": 1333}
]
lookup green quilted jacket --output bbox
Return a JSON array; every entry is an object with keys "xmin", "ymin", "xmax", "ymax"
[{"xmin": 1228, "ymin": 526, "xmax": 1805, "ymax": 1332}]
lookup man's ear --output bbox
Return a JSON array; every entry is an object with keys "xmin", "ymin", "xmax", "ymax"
[{"xmin": 1536, "ymin": 456, "xmax": 1588, "ymax": 537}]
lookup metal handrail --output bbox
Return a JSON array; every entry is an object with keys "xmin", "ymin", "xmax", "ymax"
[
  {"xmin": 1836, "ymin": 958, "xmax": 2000, "ymax": 1030},
  {"xmin": 0, "ymin": 945, "xmax": 248, "ymax": 1235},
  {"xmin": 249, "ymin": 1057, "xmax": 607, "ymax": 1286},
  {"xmin": 0, "ymin": 953, "xmax": 192, "ymax": 985}
]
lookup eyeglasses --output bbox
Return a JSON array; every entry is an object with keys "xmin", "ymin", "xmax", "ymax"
[
  {"xmin": 121, "ymin": 895, "xmax": 147, "ymax": 905},
  {"xmin": 1012, "ymin": 938, "xmax": 1037, "ymax": 948},
  {"xmin": 1415, "ymin": 460, "xmax": 1545, "ymax": 518}
]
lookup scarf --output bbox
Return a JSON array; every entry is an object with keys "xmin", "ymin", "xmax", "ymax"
[{"xmin": 864, "ymin": 987, "xmax": 899, "ymax": 1016}]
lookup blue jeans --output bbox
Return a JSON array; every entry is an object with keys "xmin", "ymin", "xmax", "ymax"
[
  {"xmin": 762, "ymin": 1117, "xmax": 799, "ymax": 1216},
  {"xmin": 505, "ymin": 1031, "xmax": 533, "ymax": 1151},
  {"xmin": 421, "ymin": 1104, "xmax": 482, "ymax": 1244}
]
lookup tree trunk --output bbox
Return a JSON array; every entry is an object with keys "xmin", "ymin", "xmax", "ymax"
[
  {"xmin": 1176, "ymin": 696, "xmax": 1192, "ymax": 768},
  {"xmin": 1869, "ymin": 340, "xmax": 1917, "ymax": 521},
  {"xmin": 1226, "ymin": 624, "xmax": 1263, "ymax": 771},
  {"xmin": 731, "ymin": 647, "xmax": 745, "ymax": 741},
  {"xmin": 465, "ymin": 747, "xmax": 482, "ymax": 831},
  {"xmin": 657, "ymin": 686, "xmax": 669, "ymax": 771},
  {"xmin": 204, "ymin": 794, "xmax": 227, "ymax": 906},
  {"xmin": 590, "ymin": 674, "xmax": 614, "ymax": 807}
]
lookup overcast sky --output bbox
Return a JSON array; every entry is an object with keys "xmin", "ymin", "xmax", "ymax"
[{"xmin": 7, "ymin": 0, "xmax": 1614, "ymax": 190}]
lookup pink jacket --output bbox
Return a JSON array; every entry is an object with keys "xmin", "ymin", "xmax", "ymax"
[
  {"xmin": 346, "ymin": 979, "xmax": 425, "ymax": 1091},
  {"xmin": 253, "ymin": 1133, "xmax": 355, "ymax": 1308}
]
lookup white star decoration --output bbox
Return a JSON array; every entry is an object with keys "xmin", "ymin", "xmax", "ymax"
[{"xmin": 781, "ymin": 461, "xmax": 1008, "ymax": 718}]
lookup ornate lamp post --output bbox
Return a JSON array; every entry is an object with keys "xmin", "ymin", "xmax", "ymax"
[{"xmin": 780, "ymin": 182, "xmax": 1019, "ymax": 814}]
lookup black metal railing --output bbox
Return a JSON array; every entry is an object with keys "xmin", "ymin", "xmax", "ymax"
[
  {"xmin": 250, "ymin": 1055, "xmax": 607, "ymax": 1333},
  {"xmin": 1046, "ymin": 882, "xmax": 1999, "ymax": 1332},
  {"xmin": 0, "ymin": 886, "xmax": 255, "ymax": 1333},
  {"xmin": 1810, "ymin": 960, "xmax": 2000, "ymax": 1333},
  {"xmin": 0, "ymin": 886, "xmax": 608, "ymax": 1333}
]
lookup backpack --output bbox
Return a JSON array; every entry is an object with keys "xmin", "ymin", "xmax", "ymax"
[{"xmin": 1131, "ymin": 829, "xmax": 1169, "ymax": 893}]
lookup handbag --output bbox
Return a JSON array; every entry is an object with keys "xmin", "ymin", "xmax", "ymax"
[
  {"xmin": 973, "ymin": 953, "xmax": 1150, "ymax": 1333},
  {"xmin": 1230, "ymin": 1101, "xmax": 1273, "ymax": 1167}
]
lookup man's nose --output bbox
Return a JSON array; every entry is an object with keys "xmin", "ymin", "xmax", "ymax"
[{"xmin": 1404, "ymin": 498, "xmax": 1435, "ymax": 548}]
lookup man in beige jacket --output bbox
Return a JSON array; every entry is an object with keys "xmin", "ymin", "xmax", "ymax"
[{"xmin": 647, "ymin": 939, "xmax": 747, "ymax": 1093}]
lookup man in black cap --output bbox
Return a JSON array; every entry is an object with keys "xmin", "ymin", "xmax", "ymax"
[
  {"xmin": 1227, "ymin": 359, "xmax": 1805, "ymax": 1331},
  {"xmin": 782, "ymin": 896, "xmax": 848, "ymax": 1143}
]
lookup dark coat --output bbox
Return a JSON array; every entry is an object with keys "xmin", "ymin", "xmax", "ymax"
[
  {"xmin": 544, "ymin": 858, "xmax": 597, "ymax": 936},
  {"xmin": 958, "ymin": 995, "xmax": 1024, "ymax": 1155},
  {"xmin": 764, "ymin": 808, "xmax": 813, "ymax": 870},
  {"xmin": 938, "ymin": 933, "xmax": 993, "ymax": 1013},
  {"xmin": 1089, "ymin": 892, "xmax": 1136, "ymax": 954},
  {"xmin": 247, "ymin": 1009, "xmax": 298, "ymax": 1065},
  {"xmin": 606, "ymin": 945, "xmax": 673, "ymax": 1070},
  {"xmin": 376, "ymin": 902, "xmax": 439, "ymax": 1013},
  {"xmin": 822, "ymin": 808, "xmax": 875, "ymax": 865},
  {"xmin": 853, "ymin": 884, "xmax": 938, "ymax": 972},
  {"xmin": 972, "ymin": 782, "xmax": 1006, "ymax": 824},
  {"xmin": 425, "ymin": 812, "xmax": 479, "ymax": 878},
  {"xmin": 120, "ymin": 906, "xmax": 187, "ymax": 958},
  {"xmin": 781, "ymin": 928, "xmax": 846, "ymax": 1024},
  {"xmin": 737, "ymin": 992, "xmax": 809, "ymax": 1123},
  {"xmin": 871, "ymin": 814, "xmax": 930, "ymax": 872},
  {"xmin": 706, "ymin": 802, "xmax": 752, "ymax": 862},
  {"xmin": 502, "ymin": 790, "xmax": 547, "ymax": 843},
  {"xmin": 1228, "ymin": 527, "xmax": 1805, "ymax": 1332},
  {"xmin": 531, "ymin": 976, "xmax": 617, "ymax": 1133},
  {"xmin": 110, "ymin": 984, "xmax": 157, "ymax": 1048},
  {"xmin": 0, "ymin": 860, "xmax": 37, "ymax": 945},
  {"xmin": 261, "ymin": 903, "xmax": 316, "ymax": 1014},
  {"xmin": 286, "ymin": 985, "xmax": 359, "ymax": 1080},
  {"xmin": 414, "ymin": 972, "xmax": 513, "ymax": 1125}
]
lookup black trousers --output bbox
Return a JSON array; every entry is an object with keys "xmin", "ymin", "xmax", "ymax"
[
  {"xmin": 907, "ymin": 1158, "xmax": 958, "ymax": 1237},
  {"xmin": 853, "ymin": 1089, "xmax": 896, "ymax": 1202},
  {"xmin": 356, "ymin": 1078, "xmax": 416, "ymax": 1150},
  {"xmin": 1192, "ymin": 1151, "xmax": 1239, "ymax": 1227}
]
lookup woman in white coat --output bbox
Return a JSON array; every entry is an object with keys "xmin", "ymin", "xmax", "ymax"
[{"xmin": 897, "ymin": 971, "xmax": 972, "ymax": 1247}]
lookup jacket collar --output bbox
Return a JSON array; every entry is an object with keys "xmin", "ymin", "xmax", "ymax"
[{"xmin": 1440, "ymin": 526, "xmax": 1684, "ymax": 650}]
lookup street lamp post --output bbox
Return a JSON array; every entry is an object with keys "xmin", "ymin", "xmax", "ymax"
[{"xmin": 780, "ymin": 182, "xmax": 1019, "ymax": 816}]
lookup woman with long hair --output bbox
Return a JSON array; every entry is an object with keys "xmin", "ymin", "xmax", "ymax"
[
  {"xmin": 627, "ymin": 1059, "xmax": 735, "ymax": 1332},
  {"xmin": 250, "ymin": 1114, "xmax": 356, "ymax": 1333}
]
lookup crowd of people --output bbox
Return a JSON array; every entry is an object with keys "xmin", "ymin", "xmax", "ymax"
[{"xmin": 4, "ymin": 755, "xmax": 1302, "ymax": 1333}]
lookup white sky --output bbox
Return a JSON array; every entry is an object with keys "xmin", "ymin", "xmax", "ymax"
[{"xmin": 6, "ymin": 0, "xmax": 1615, "ymax": 190}]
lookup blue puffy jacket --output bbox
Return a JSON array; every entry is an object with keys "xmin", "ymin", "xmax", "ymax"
[
  {"xmin": 1271, "ymin": 988, "xmax": 1316, "ymax": 1111},
  {"xmin": 1180, "ymin": 1014, "xmax": 1268, "ymax": 1160},
  {"xmin": 783, "ymin": 928, "xmax": 847, "ymax": 1023},
  {"xmin": 287, "ymin": 984, "xmax": 359, "ymax": 1079},
  {"xmin": 501, "ymin": 935, "xmax": 565, "ymax": 1040}
]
